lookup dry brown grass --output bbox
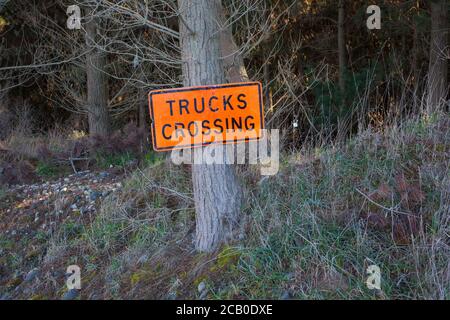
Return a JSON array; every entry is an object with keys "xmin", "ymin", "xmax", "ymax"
[{"xmin": 1, "ymin": 112, "xmax": 448, "ymax": 300}]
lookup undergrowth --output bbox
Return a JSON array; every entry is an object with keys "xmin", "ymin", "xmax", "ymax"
[{"xmin": 4, "ymin": 113, "xmax": 449, "ymax": 300}]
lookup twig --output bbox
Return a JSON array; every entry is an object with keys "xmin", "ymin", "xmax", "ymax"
[
  {"xmin": 355, "ymin": 188, "xmax": 416, "ymax": 217},
  {"xmin": 69, "ymin": 158, "xmax": 78, "ymax": 174},
  {"xmin": 68, "ymin": 157, "xmax": 89, "ymax": 174},
  {"xmin": 137, "ymin": 168, "xmax": 194, "ymax": 202}
]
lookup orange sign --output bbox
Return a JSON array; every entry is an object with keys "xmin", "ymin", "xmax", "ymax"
[{"xmin": 148, "ymin": 82, "xmax": 264, "ymax": 151}]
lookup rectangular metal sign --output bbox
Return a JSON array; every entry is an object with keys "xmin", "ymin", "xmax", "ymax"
[{"xmin": 148, "ymin": 82, "xmax": 264, "ymax": 151}]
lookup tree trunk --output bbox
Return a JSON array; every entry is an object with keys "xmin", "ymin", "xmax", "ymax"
[
  {"xmin": 338, "ymin": 0, "xmax": 346, "ymax": 96},
  {"xmin": 428, "ymin": 0, "xmax": 449, "ymax": 111},
  {"xmin": 263, "ymin": 59, "xmax": 272, "ymax": 110},
  {"xmin": 218, "ymin": 6, "xmax": 249, "ymax": 83},
  {"xmin": 178, "ymin": 0, "xmax": 242, "ymax": 252},
  {"xmin": 138, "ymin": 84, "xmax": 149, "ymax": 130},
  {"xmin": 262, "ymin": 37, "xmax": 273, "ymax": 113},
  {"xmin": 86, "ymin": 15, "xmax": 110, "ymax": 136},
  {"xmin": 138, "ymin": 86, "xmax": 150, "ymax": 149}
]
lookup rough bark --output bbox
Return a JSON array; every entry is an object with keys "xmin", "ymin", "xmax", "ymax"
[
  {"xmin": 338, "ymin": 0, "xmax": 346, "ymax": 96},
  {"xmin": 218, "ymin": 6, "xmax": 249, "ymax": 83},
  {"xmin": 138, "ymin": 86, "xmax": 150, "ymax": 149},
  {"xmin": 86, "ymin": 15, "xmax": 110, "ymax": 136},
  {"xmin": 139, "ymin": 100, "xmax": 148, "ymax": 130},
  {"xmin": 428, "ymin": 0, "xmax": 449, "ymax": 110},
  {"xmin": 178, "ymin": 0, "xmax": 242, "ymax": 252}
]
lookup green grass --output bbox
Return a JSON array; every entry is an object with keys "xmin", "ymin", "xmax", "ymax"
[
  {"xmin": 142, "ymin": 151, "xmax": 164, "ymax": 167},
  {"xmin": 0, "ymin": 186, "xmax": 6, "ymax": 202},
  {"xmin": 61, "ymin": 221, "xmax": 84, "ymax": 240},
  {"xmin": 0, "ymin": 234, "xmax": 14, "ymax": 251},
  {"xmin": 35, "ymin": 161, "xmax": 60, "ymax": 178},
  {"xmin": 11, "ymin": 113, "xmax": 448, "ymax": 300},
  {"xmin": 95, "ymin": 152, "xmax": 135, "ymax": 169}
]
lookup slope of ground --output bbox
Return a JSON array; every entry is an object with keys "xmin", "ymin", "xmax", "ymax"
[{"xmin": 0, "ymin": 113, "xmax": 449, "ymax": 300}]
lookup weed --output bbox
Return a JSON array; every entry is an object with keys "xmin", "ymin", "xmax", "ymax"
[
  {"xmin": 35, "ymin": 161, "xmax": 59, "ymax": 178},
  {"xmin": 61, "ymin": 221, "xmax": 84, "ymax": 240},
  {"xmin": 8, "ymin": 113, "xmax": 448, "ymax": 300},
  {"xmin": 95, "ymin": 152, "xmax": 135, "ymax": 169},
  {"xmin": 0, "ymin": 186, "xmax": 6, "ymax": 201},
  {"xmin": 142, "ymin": 151, "xmax": 163, "ymax": 167}
]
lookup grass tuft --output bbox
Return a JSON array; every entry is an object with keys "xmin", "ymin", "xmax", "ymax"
[{"xmin": 6, "ymin": 113, "xmax": 448, "ymax": 300}]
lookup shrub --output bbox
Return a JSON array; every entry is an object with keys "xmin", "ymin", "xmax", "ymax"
[
  {"xmin": 0, "ymin": 160, "xmax": 36, "ymax": 185},
  {"xmin": 35, "ymin": 161, "xmax": 59, "ymax": 178},
  {"xmin": 95, "ymin": 152, "xmax": 135, "ymax": 170},
  {"xmin": 0, "ymin": 107, "xmax": 14, "ymax": 140}
]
